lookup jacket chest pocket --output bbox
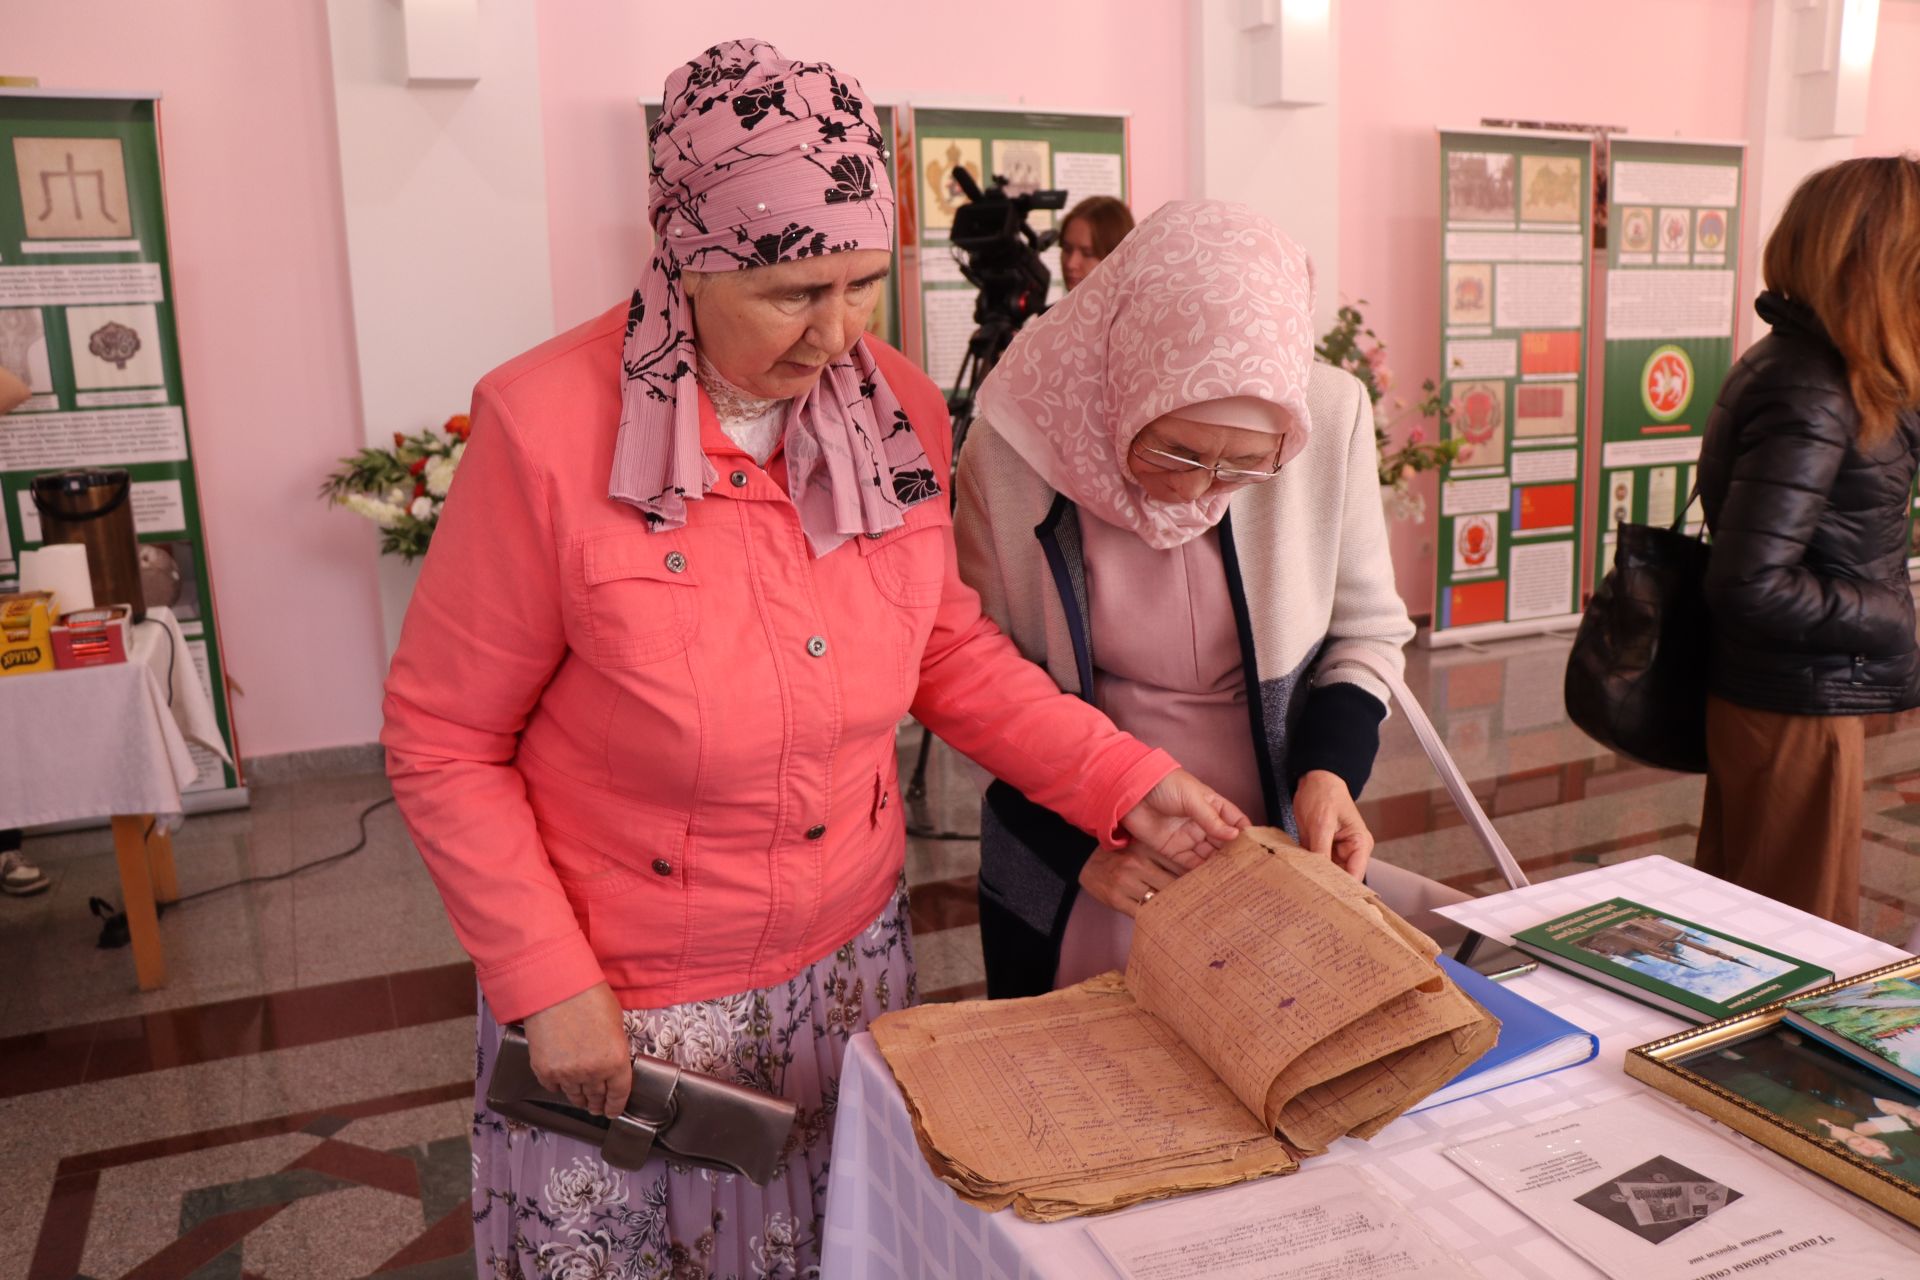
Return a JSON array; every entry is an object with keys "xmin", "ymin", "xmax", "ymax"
[
  {"xmin": 856, "ymin": 518, "xmax": 947, "ymax": 609},
  {"xmin": 577, "ymin": 531, "xmax": 699, "ymax": 667}
]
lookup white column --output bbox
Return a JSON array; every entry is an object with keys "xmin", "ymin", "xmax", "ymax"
[
  {"xmin": 1741, "ymin": 0, "xmax": 1883, "ymax": 346},
  {"xmin": 325, "ymin": 0, "xmax": 557, "ymax": 655},
  {"xmin": 1188, "ymin": 0, "xmax": 1342, "ymax": 331}
]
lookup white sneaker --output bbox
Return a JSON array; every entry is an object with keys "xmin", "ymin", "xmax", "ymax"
[{"xmin": 0, "ymin": 849, "xmax": 49, "ymax": 896}]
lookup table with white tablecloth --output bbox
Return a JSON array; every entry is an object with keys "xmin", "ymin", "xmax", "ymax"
[
  {"xmin": 0, "ymin": 605, "xmax": 232, "ymax": 988},
  {"xmin": 822, "ymin": 857, "xmax": 1916, "ymax": 1279}
]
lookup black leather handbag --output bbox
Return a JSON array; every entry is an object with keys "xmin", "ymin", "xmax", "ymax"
[
  {"xmin": 1563, "ymin": 515, "xmax": 1711, "ymax": 773},
  {"xmin": 485, "ymin": 1025, "xmax": 797, "ymax": 1184}
]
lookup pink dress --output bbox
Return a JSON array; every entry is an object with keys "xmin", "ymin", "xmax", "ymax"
[{"xmin": 1054, "ymin": 516, "xmax": 1270, "ymax": 987}]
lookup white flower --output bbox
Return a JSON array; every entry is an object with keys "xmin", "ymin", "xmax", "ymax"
[
  {"xmin": 544, "ymin": 1156, "xmax": 628, "ymax": 1226},
  {"xmin": 452, "ymin": 441, "xmax": 466, "ymax": 463},
  {"xmin": 752, "ymin": 1212, "xmax": 801, "ymax": 1277},
  {"xmin": 385, "ymin": 485, "xmax": 410, "ymax": 508},
  {"xmin": 638, "ymin": 999, "xmax": 746, "ymax": 1077},
  {"xmin": 425, "ymin": 454, "xmax": 458, "ymax": 497},
  {"xmin": 340, "ymin": 493, "xmax": 405, "ymax": 529},
  {"xmin": 409, "ymin": 495, "xmax": 435, "ymax": 521},
  {"xmin": 535, "ymin": 1229, "xmax": 618, "ymax": 1280}
]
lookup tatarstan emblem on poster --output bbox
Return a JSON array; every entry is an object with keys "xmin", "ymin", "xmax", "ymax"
[
  {"xmin": 1696, "ymin": 209, "xmax": 1727, "ymax": 252},
  {"xmin": 1450, "ymin": 380, "xmax": 1506, "ymax": 468},
  {"xmin": 1620, "ymin": 207, "xmax": 1653, "ymax": 253},
  {"xmin": 1641, "ymin": 344, "xmax": 1695, "ymax": 422},
  {"xmin": 1453, "ymin": 513, "xmax": 1498, "ymax": 576},
  {"xmin": 1659, "ymin": 208, "xmax": 1692, "ymax": 253}
]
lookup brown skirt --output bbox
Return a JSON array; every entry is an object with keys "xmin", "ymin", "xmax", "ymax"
[{"xmin": 1696, "ymin": 694, "xmax": 1864, "ymax": 929}]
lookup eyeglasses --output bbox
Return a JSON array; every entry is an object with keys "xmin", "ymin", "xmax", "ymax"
[{"xmin": 1130, "ymin": 442, "xmax": 1285, "ymax": 485}]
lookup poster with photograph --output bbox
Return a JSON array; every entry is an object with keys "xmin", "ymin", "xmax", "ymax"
[
  {"xmin": 0, "ymin": 91, "xmax": 242, "ymax": 798},
  {"xmin": 1596, "ymin": 138, "xmax": 1744, "ymax": 587},
  {"xmin": 1433, "ymin": 128, "xmax": 1592, "ymax": 640},
  {"xmin": 1446, "ymin": 151, "xmax": 1516, "ymax": 222}
]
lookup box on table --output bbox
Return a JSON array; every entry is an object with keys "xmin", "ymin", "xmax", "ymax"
[
  {"xmin": 0, "ymin": 591, "xmax": 55, "ymax": 676},
  {"xmin": 52, "ymin": 605, "xmax": 131, "ymax": 669}
]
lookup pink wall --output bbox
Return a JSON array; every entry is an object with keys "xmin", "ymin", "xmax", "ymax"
[
  {"xmin": 1339, "ymin": 0, "xmax": 1757, "ymax": 616},
  {"xmin": 1859, "ymin": 1, "xmax": 1920, "ymax": 158},
  {"xmin": 533, "ymin": 2, "xmax": 1192, "ymax": 331},
  {"xmin": 4, "ymin": 2, "xmax": 387, "ymax": 759}
]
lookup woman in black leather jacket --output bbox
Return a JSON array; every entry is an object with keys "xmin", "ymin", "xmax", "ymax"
[{"xmin": 1696, "ymin": 156, "xmax": 1920, "ymax": 927}]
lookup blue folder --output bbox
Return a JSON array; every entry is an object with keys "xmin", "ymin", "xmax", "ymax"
[{"xmin": 1408, "ymin": 955, "xmax": 1600, "ymax": 1113}]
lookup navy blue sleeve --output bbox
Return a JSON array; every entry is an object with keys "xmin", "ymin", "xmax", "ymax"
[{"xmin": 1286, "ymin": 681, "xmax": 1386, "ymax": 799}]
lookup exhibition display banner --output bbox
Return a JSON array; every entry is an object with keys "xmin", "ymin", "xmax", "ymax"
[
  {"xmin": 0, "ymin": 91, "xmax": 242, "ymax": 797},
  {"xmin": 1431, "ymin": 128, "xmax": 1594, "ymax": 643},
  {"xmin": 906, "ymin": 106, "xmax": 1126, "ymax": 395},
  {"xmin": 1595, "ymin": 138, "xmax": 1744, "ymax": 582}
]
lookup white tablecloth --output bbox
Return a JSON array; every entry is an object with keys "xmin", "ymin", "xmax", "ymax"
[
  {"xmin": 821, "ymin": 859, "xmax": 1910, "ymax": 1279},
  {"xmin": 0, "ymin": 605, "xmax": 231, "ymax": 828}
]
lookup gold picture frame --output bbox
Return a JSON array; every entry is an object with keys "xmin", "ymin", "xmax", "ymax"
[{"xmin": 1627, "ymin": 956, "xmax": 1920, "ymax": 1230}]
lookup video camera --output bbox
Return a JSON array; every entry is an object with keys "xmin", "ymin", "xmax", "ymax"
[{"xmin": 946, "ymin": 167, "xmax": 1068, "ymax": 332}]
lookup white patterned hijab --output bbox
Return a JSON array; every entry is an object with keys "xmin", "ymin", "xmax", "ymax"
[{"xmin": 975, "ymin": 200, "xmax": 1315, "ymax": 549}]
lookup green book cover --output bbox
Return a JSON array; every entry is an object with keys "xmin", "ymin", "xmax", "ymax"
[{"xmin": 1513, "ymin": 898, "xmax": 1833, "ymax": 1020}]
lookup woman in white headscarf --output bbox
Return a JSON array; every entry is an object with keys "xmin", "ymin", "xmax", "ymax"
[{"xmin": 956, "ymin": 200, "xmax": 1416, "ymax": 997}]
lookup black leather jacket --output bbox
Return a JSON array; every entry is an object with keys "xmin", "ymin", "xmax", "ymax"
[{"xmin": 1698, "ymin": 292, "xmax": 1920, "ymax": 715}]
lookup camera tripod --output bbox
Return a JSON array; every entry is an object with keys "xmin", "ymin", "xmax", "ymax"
[{"xmin": 900, "ymin": 308, "xmax": 1025, "ymax": 835}]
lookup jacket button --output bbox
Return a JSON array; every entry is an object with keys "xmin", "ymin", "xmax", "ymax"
[
  {"xmin": 665, "ymin": 551, "xmax": 687, "ymax": 574},
  {"xmin": 807, "ymin": 635, "xmax": 827, "ymax": 657},
  {"xmin": 730, "ymin": 471, "xmax": 748, "ymax": 488},
  {"xmin": 651, "ymin": 858, "xmax": 673, "ymax": 876},
  {"xmin": 805, "ymin": 824, "xmax": 826, "ymax": 840},
  {"xmin": 865, "ymin": 531, "xmax": 885, "ymax": 540}
]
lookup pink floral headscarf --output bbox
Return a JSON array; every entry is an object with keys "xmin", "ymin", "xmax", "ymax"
[
  {"xmin": 611, "ymin": 39, "xmax": 938, "ymax": 556},
  {"xmin": 976, "ymin": 200, "xmax": 1316, "ymax": 549}
]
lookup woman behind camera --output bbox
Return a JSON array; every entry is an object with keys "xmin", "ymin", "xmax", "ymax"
[
  {"xmin": 1697, "ymin": 155, "xmax": 1920, "ymax": 927},
  {"xmin": 1057, "ymin": 194, "xmax": 1133, "ymax": 290}
]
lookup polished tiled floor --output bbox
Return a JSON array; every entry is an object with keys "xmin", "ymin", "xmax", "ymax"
[{"xmin": 6, "ymin": 629, "xmax": 1920, "ymax": 1276}]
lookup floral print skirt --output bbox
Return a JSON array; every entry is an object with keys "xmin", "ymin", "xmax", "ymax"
[{"xmin": 470, "ymin": 882, "xmax": 915, "ymax": 1279}]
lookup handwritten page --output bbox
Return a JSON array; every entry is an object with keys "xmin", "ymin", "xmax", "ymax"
[
  {"xmin": 1127, "ymin": 835, "xmax": 1496, "ymax": 1151},
  {"xmin": 869, "ymin": 829, "xmax": 1498, "ymax": 1220},
  {"xmin": 870, "ymin": 973, "xmax": 1295, "ymax": 1220},
  {"xmin": 1087, "ymin": 1165, "xmax": 1478, "ymax": 1279}
]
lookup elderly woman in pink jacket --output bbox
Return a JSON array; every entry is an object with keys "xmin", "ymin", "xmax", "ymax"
[{"xmin": 382, "ymin": 40, "xmax": 1242, "ymax": 1276}]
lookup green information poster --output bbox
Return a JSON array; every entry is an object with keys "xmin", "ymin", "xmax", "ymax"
[
  {"xmin": 1430, "ymin": 128, "xmax": 1593, "ymax": 644},
  {"xmin": 642, "ymin": 101, "xmax": 905, "ymax": 348},
  {"xmin": 1595, "ymin": 138, "xmax": 1745, "ymax": 580},
  {"xmin": 906, "ymin": 106, "xmax": 1126, "ymax": 393},
  {"xmin": 0, "ymin": 91, "xmax": 242, "ymax": 799}
]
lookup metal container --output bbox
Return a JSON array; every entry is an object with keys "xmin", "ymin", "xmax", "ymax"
[{"xmin": 29, "ymin": 468, "xmax": 146, "ymax": 621}]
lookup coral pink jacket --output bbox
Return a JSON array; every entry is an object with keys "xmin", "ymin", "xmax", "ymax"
[{"xmin": 382, "ymin": 305, "xmax": 1176, "ymax": 1021}]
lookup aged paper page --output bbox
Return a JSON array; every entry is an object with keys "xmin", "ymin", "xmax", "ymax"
[
  {"xmin": 1124, "ymin": 833, "xmax": 1444, "ymax": 1120},
  {"xmin": 870, "ymin": 974, "xmax": 1296, "ymax": 1220}
]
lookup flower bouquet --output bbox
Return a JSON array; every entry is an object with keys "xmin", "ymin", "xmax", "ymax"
[
  {"xmin": 320, "ymin": 414, "xmax": 471, "ymax": 561},
  {"xmin": 1316, "ymin": 303, "xmax": 1460, "ymax": 522}
]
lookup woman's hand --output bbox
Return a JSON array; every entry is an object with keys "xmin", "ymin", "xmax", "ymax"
[
  {"xmin": 1293, "ymin": 770, "xmax": 1373, "ymax": 880},
  {"xmin": 1078, "ymin": 845, "xmax": 1179, "ymax": 916},
  {"xmin": 1118, "ymin": 768, "xmax": 1247, "ymax": 868},
  {"xmin": 523, "ymin": 982, "xmax": 632, "ymax": 1118}
]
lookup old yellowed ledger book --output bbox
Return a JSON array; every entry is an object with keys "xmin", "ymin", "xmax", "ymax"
[{"xmin": 870, "ymin": 829, "xmax": 1499, "ymax": 1221}]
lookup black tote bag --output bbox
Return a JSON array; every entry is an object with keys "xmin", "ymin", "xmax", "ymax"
[{"xmin": 1563, "ymin": 518, "xmax": 1710, "ymax": 773}]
